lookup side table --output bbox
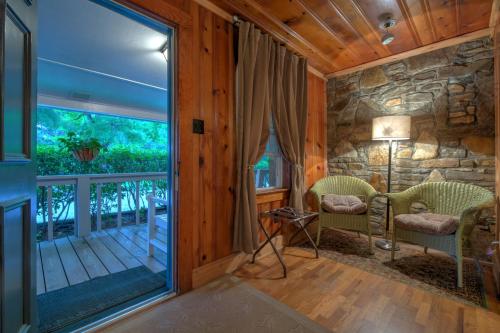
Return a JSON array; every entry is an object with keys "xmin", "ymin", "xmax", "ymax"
[{"xmin": 251, "ymin": 207, "xmax": 319, "ymax": 278}]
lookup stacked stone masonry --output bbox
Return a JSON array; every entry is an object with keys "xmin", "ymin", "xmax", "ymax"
[{"xmin": 327, "ymin": 37, "xmax": 495, "ymax": 233}]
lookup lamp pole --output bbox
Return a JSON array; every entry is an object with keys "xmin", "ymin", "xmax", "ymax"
[
  {"xmin": 371, "ymin": 115, "xmax": 410, "ymax": 251},
  {"xmin": 385, "ymin": 139, "xmax": 392, "ymax": 234},
  {"xmin": 375, "ymin": 139, "xmax": 400, "ymax": 251}
]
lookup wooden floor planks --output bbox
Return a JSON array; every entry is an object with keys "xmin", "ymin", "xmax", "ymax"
[
  {"xmin": 37, "ymin": 224, "xmax": 168, "ymax": 295},
  {"xmin": 68, "ymin": 236, "xmax": 108, "ymax": 279},
  {"xmin": 39, "ymin": 240, "xmax": 68, "ymax": 292},
  {"xmin": 36, "ymin": 244, "xmax": 45, "ymax": 295},
  {"xmin": 54, "ymin": 237, "xmax": 89, "ymax": 285},
  {"xmin": 234, "ymin": 247, "xmax": 500, "ymax": 333}
]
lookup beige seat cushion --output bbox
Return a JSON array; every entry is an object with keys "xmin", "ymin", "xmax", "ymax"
[
  {"xmin": 394, "ymin": 213, "xmax": 459, "ymax": 235},
  {"xmin": 321, "ymin": 194, "xmax": 367, "ymax": 215}
]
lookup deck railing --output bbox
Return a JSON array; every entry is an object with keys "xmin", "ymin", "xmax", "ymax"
[{"xmin": 37, "ymin": 172, "xmax": 168, "ymax": 240}]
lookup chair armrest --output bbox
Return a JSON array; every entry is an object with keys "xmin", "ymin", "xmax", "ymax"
[{"xmin": 386, "ymin": 191, "xmax": 414, "ymax": 215}]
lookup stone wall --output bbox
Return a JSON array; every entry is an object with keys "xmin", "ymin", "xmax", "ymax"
[{"xmin": 327, "ymin": 37, "xmax": 495, "ymax": 233}]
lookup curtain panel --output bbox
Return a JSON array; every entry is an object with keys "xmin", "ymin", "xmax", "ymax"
[
  {"xmin": 233, "ymin": 22, "xmax": 273, "ymax": 253},
  {"xmin": 271, "ymin": 46, "xmax": 308, "ymax": 212},
  {"xmin": 233, "ymin": 21, "xmax": 308, "ymax": 253}
]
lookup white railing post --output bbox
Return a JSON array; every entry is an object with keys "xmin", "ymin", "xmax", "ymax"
[
  {"xmin": 96, "ymin": 184, "xmax": 102, "ymax": 231},
  {"xmin": 147, "ymin": 194, "xmax": 155, "ymax": 256},
  {"xmin": 76, "ymin": 176, "xmax": 91, "ymax": 237},
  {"xmin": 117, "ymin": 182, "xmax": 122, "ymax": 228},
  {"xmin": 152, "ymin": 181, "xmax": 156, "ymax": 197},
  {"xmin": 47, "ymin": 186, "xmax": 53, "ymax": 241},
  {"xmin": 135, "ymin": 181, "xmax": 140, "ymax": 225}
]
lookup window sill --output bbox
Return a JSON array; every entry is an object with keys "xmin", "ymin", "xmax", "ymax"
[
  {"xmin": 256, "ymin": 187, "xmax": 289, "ymax": 195},
  {"xmin": 256, "ymin": 188, "xmax": 289, "ymax": 205}
]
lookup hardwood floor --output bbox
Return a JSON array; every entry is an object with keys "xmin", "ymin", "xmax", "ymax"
[
  {"xmin": 99, "ymin": 247, "xmax": 500, "ymax": 333},
  {"xmin": 234, "ymin": 248, "xmax": 500, "ymax": 333},
  {"xmin": 36, "ymin": 224, "xmax": 167, "ymax": 295}
]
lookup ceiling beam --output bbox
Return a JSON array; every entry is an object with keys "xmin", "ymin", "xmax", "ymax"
[
  {"xmin": 239, "ymin": 0, "xmax": 335, "ymax": 70},
  {"xmin": 422, "ymin": 0, "xmax": 438, "ymax": 42},
  {"xmin": 328, "ymin": 0, "xmax": 391, "ymax": 58},
  {"xmin": 325, "ymin": 0, "xmax": 389, "ymax": 58},
  {"xmin": 455, "ymin": 0, "xmax": 461, "ymax": 35},
  {"xmin": 327, "ymin": 27, "xmax": 491, "ymax": 78},
  {"xmin": 194, "ymin": 0, "xmax": 232, "ymax": 21},
  {"xmin": 294, "ymin": 0, "xmax": 363, "ymax": 63},
  {"xmin": 395, "ymin": 0, "xmax": 423, "ymax": 46},
  {"xmin": 194, "ymin": 0, "xmax": 329, "ymax": 79},
  {"xmin": 490, "ymin": 0, "xmax": 500, "ymax": 33}
]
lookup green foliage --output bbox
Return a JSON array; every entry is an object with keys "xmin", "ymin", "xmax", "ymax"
[
  {"xmin": 37, "ymin": 145, "xmax": 169, "ymax": 227},
  {"xmin": 255, "ymin": 155, "xmax": 269, "ymax": 170},
  {"xmin": 36, "ymin": 106, "xmax": 170, "ymax": 230},
  {"xmin": 57, "ymin": 131, "xmax": 106, "ymax": 153},
  {"xmin": 38, "ymin": 106, "xmax": 168, "ymax": 150}
]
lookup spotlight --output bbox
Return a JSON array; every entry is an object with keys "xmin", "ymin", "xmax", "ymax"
[{"xmin": 378, "ymin": 15, "xmax": 396, "ymax": 45}]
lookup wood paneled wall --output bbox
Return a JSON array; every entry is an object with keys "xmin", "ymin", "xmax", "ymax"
[
  {"xmin": 118, "ymin": 0, "xmax": 326, "ymax": 293},
  {"xmin": 305, "ymin": 72, "xmax": 327, "ymax": 210},
  {"xmin": 191, "ymin": 4, "xmax": 235, "ymax": 270}
]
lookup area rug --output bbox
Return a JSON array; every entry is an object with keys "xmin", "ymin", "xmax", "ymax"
[
  {"xmin": 38, "ymin": 266, "xmax": 166, "ymax": 333},
  {"xmin": 105, "ymin": 275, "xmax": 330, "ymax": 333},
  {"xmin": 298, "ymin": 229, "xmax": 486, "ymax": 308}
]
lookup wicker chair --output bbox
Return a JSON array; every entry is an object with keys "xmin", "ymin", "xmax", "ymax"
[
  {"xmin": 310, "ymin": 176, "xmax": 379, "ymax": 252},
  {"xmin": 387, "ymin": 182, "xmax": 494, "ymax": 288}
]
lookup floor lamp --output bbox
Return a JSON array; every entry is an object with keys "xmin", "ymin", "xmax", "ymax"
[{"xmin": 371, "ymin": 115, "xmax": 411, "ymax": 251}]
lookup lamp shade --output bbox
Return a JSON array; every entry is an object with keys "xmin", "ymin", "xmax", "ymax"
[{"xmin": 372, "ymin": 116, "xmax": 411, "ymax": 140}]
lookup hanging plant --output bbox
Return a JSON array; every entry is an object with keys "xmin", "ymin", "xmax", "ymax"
[{"xmin": 58, "ymin": 131, "xmax": 106, "ymax": 162}]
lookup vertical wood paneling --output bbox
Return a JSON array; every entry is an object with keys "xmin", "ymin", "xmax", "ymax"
[
  {"xmin": 116, "ymin": 0, "xmax": 326, "ymax": 292},
  {"xmin": 193, "ymin": 6, "xmax": 236, "ymax": 268},
  {"xmin": 213, "ymin": 16, "xmax": 235, "ymax": 259},
  {"xmin": 305, "ymin": 72, "xmax": 327, "ymax": 210}
]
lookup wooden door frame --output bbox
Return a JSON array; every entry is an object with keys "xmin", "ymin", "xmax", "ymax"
[{"xmin": 113, "ymin": 0, "xmax": 194, "ymax": 293}]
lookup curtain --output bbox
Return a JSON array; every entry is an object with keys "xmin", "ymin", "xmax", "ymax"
[
  {"xmin": 272, "ymin": 46, "xmax": 308, "ymax": 212},
  {"xmin": 233, "ymin": 22, "xmax": 274, "ymax": 253}
]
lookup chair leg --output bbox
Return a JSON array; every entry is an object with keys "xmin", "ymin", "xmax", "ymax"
[
  {"xmin": 391, "ymin": 228, "xmax": 396, "ymax": 261},
  {"xmin": 367, "ymin": 230, "xmax": 373, "ymax": 255},
  {"xmin": 457, "ymin": 256, "xmax": 463, "ymax": 288},
  {"xmin": 424, "ymin": 246, "xmax": 428, "ymax": 254},
  {"xmin": 316, "ymin": 225, "xmax": 322, "ymax": 246}
]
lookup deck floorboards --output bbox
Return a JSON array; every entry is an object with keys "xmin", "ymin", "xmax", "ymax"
[{"xmin": 37, "ymin": 224, "xmax": 167, "ymax": 295}]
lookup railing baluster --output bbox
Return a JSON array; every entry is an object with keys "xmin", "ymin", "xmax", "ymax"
[
  {"xmin": 135, "ymin": 180, "xmax": 140, "ymax": 225},
  {"xmin": 96, "ymin": 184, "xmax": 102, "ymax": 231},
  {"xmin": 117, "ymin": 182, "xmax": 122, "ymax": 228},
  {"xmin": 47, "ymin": 186, "xmax": 53, "ymax": 241},
  {"xmin": 152, "ymin": 181, "xmax": 156, "ymax": 197}
]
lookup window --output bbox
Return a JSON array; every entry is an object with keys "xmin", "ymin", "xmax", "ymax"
[{"xmin": 255, "ymin": 128, "xmax": 283, "ymax": 189}]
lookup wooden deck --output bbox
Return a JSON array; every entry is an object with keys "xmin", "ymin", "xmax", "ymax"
[{"xmin": 36, "ymin": 224, "xmax": 167, "ymax": 295}]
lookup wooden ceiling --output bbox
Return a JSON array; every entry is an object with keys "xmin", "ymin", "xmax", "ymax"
[{"xmin": 206, "ymin": 0, "xmax": 493, "ymax": 76}]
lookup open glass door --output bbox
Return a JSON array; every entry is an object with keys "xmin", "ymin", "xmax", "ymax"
[{"xmin": 34, "ymin": 0, "xmax": 176, "ymax": 331}]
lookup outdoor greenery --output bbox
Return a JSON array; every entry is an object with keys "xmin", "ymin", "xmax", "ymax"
[
  {"xmin": 57, "ymin": 131, "xmax": 106, "ymax": 154},
  {"xmin": 37, "ymin": 106, "xmax": 169, "ymax": 235}
]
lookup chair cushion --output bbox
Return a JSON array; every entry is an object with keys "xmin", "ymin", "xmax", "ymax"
[
  {"xmin": 321, "ymin": 194, "xmax": 367, "ymax": 215},
  {"xmin": 394, "ymin": 213, "xmax": 459, "ymax": 235}
]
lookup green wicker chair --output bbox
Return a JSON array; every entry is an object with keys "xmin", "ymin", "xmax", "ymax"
[
  {"xmin": 310, "ymin": 176, "xmax": 379, "ymax": 252},
  {"xmin": 387, "ymin": 182, "xmax": 494, "ymax": 288}
]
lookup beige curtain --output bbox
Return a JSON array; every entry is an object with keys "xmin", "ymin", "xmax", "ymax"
[
  {"xmin": 271, "ymin": 46, "xmax": 308, "ymax": 212},
  {"xmin": 233, "ymin": 22, "xmax": 274, "ymax": 253}
]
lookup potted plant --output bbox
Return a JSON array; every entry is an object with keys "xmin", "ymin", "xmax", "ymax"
[{"xmin": 58, "ymin": 131, "xmax": 106, "ymax": 162}]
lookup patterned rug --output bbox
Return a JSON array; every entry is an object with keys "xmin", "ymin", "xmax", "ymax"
[{"xmin": 298, "ymin": 228, "xmax": 486, "ymax": 307}]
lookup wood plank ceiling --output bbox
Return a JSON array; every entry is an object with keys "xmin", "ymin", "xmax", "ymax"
[{"xmin": 208, "ymin": 0, "xmax": 493, "ymax": 75}]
